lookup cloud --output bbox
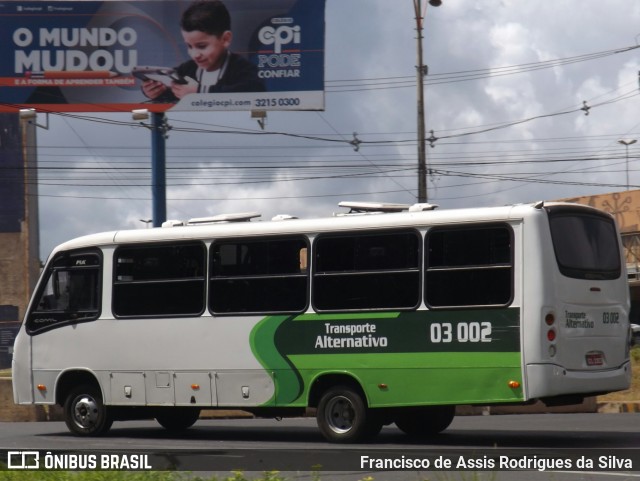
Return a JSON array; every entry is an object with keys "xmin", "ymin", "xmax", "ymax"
[{"xmin": 30, "ymin": 0, "xmax": 640, "ymax": 258}]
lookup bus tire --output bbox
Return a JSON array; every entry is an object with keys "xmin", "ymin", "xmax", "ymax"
[
  {"xmin": 155, "ymin": 407, "xmax": 201, "ymax": 431},
  {"xmin": 316, "ymin": 386, "xmax": 381, "ymax": 443},
  {"xmin": 63, "ymin": 384, "xmax": 113, "ymax": 436},
  {"xmin": 394, "ymin": 405, "xmax": 455, "ymax": 437}
]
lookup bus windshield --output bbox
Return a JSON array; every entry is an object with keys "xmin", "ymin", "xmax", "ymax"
[{"xmin": 26, "ymin": 250, "xmax": 101, "ymax": 334}]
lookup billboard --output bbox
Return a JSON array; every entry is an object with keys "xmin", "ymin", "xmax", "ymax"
[{"xmin": 0, "ymin": 0, "xmax": 325, "ymax": 112}]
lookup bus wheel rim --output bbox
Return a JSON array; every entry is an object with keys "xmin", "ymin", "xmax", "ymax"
[
  {"xmin": 72, "ymin": 395, "xmax": 99, "ymax": 429},
  {"xmin": 325, "ymin": 396, "xmax": 355, "ymax": 434}
]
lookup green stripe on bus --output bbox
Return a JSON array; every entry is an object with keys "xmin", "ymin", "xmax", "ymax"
[
  {"xmin": 290, "ymin": 352, "xmax": 523, "ymax": 406},
  {"xmin": 289, "ymin": 351, "xmax": 521, "ymax": 369},
  {"xmin": 252, "ymin": 308, "xmax": 522, "ymax": 406},
  {"xmin": 276, "ymin": 309, "xmax": 520, "ymax": 355},
  {"xmin": 250, "ymin": 315, "xmax": 303, "ymax": 405}
]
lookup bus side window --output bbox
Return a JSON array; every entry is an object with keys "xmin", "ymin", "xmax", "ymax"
[
  {"xmin": 312, "ymin": 230, "xmax": 421, "ymax": 311},
  {"xmin": 113, "ymin": 242, "xmax": 206, "ymax": 318},
  {"xmin": 425, "ymin": 224, "xmax": 513, "ymax": 308},
  {"xmin": 210, "ymin": 237, "xmax": 309, "ymax": 314}
]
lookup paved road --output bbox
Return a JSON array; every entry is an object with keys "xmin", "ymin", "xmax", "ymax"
[{"xmin": 1, "ymin": 413, "xmax": 639, "ymax": 480}]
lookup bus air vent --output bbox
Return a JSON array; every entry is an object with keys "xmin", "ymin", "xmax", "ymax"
[
  {"xmin": 162, "ymin": 220, "xmax": 185, "ymax": 228},
  {"xmin": 408, "ymin": 203, "xmax": 439, "ymax": 211},
  {"xmin": 186, "ymin": 212, "xmax": 261, "ymax": 225},
  {"xmin": 337, "ymin": 201, "xmax": 412, "ymax": 214}
]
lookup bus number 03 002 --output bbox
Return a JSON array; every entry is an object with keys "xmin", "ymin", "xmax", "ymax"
[{"xmin": 429, "ymin": 322, "xmax": 492, "ymax": 343}]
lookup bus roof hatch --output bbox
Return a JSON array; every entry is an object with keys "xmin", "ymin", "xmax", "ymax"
[
  {"xmin": 187, "ymin": 212, "xmax": 261, "ymax": 225},
  {"xmin": 338, "ymin": 201, "xmax": 411, "ymax": 214}
]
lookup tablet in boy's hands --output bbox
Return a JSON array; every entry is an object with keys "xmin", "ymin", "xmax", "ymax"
[{"xmin": 132, "ymin": 66, "xmax": 187, "ymax": 86}]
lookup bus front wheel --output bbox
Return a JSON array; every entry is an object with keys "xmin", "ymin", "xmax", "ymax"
[
  {"xmin": 63, "ymin": 384, "xmax": 113, "ymax": 436},
  {"xmin": 394, "ymin": 405, "xmax": 455, "ymax": 437},
  {"xmin": 316, "ymin": 386, "xmax": 382, "ymax": 443}
]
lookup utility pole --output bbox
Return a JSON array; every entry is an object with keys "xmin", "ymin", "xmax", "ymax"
[
  {"xmin": 151, "ymin": 112, "xmax": 168, "ymax": 227},
  {"xmin": 414, "ymin": 0, "xmax": 441, "ymax": 203},
  {"xmin": 132, "ymin": 109, "xmax": 169, "ymax": 227}
]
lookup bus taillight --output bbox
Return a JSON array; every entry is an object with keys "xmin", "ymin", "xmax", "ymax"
[
  {"xmin": 547, "ymin": 329, "xmax": 556, "ymax": 342},
  {"xmin": 544, "ymin": 313, "xmax": 555, "ymax": 325},
  {"xmin": 544, "ymin": 312, "xmax": 557, "ymax": 356}
]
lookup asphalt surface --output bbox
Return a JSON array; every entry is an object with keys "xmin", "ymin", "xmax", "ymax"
[{"xmin": 1, "ymin": 413, "xmax": 640, "ymax": 481}]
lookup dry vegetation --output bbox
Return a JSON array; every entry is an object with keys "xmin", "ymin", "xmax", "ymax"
[{"xmin": 597, "ymin": 346, "xmax": 640, "ymax": 402}]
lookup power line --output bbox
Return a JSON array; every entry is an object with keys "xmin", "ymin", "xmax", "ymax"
[{"xmin": 326, "ymin": 44, "xmax": 640, "ymax": 92}]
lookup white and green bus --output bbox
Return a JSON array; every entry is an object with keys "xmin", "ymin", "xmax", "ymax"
[{"xmin": 12, "ymin": 201, "xmax": 631, "ymax": 442}]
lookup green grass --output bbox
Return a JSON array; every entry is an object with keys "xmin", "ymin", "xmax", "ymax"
[
  {"xmin": 0, "ymin": 470, "xmax": 299, "ymax": 481},
  {"xmin": 0, "ymin": 471, "xmax": 494, "ymax": 481}
]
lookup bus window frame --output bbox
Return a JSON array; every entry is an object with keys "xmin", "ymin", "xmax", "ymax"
[
  {"xmin": 209, "ymin": 235, "xmax": 310, "ymax": 316},
  {"xmin": 26, "ymin": 248, "xmax": 103, "ymax": 336},
  {"xmin": 311, "ymin": 228, "xmax": 422, "ymax": 313},
  {"xmin": 424, "ymin": 223, "xmax": 515, "ymax": 309},
  {"xmin": 112, "ymin": 241, "xmax": 207, "ymax": 319}
]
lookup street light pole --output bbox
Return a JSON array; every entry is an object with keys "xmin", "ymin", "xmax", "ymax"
[
  {"xmin": 414, "ymin": 0, "xmax": 441, "ymax": 203},
  {"xmin": 618, "ymin": 138, "xmax": 637, "ymax": 190}
]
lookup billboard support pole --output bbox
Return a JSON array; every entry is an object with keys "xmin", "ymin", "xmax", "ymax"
[{"xmin": 151, "ymin": 112, "xmax": 167, "ymax": 227}]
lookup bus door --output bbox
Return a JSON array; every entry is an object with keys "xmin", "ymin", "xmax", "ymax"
[{"xmin": 22, "ymin": 249, "xmax": 102, "ymax": 402}]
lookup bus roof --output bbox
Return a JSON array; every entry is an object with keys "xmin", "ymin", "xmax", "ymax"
[{"xmin": 50, "ymin": 201, "xmax": 610, "ymax": 254}]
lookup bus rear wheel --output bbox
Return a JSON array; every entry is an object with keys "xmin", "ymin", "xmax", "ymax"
[
  {"xmin": 394, "ymin": 405, "xmax": 455, "ymax": 437},
  {"xmin": 316, "ymin": 386, "xmax": 382, "ymax": 443},
  {"xmin": 155, "ymin": 407, "xmax": 201, "ymax": 431},
  {"xmin": 63, "ymin": 384, "xmax": 113, "ymax": 436}
]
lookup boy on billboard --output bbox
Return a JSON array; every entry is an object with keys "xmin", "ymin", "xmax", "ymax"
[{"xmin": 140, "ymin": 0, "xmax": 265, "ymax": 102}]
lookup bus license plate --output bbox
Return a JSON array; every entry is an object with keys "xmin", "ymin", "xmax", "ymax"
[{"xmin": 586, "ymin": 352, "xmax": 604, "ymax": 366}]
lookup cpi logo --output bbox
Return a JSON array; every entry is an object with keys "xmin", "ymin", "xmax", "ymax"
[
  {"xmin": 7, "ymin": 451, "xmax": 40, "ymax": 469},
  {"xmin": 258, "ymin": 25, "xmax": 301, "ymax": 54}
]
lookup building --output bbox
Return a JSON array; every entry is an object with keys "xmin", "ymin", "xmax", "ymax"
[
  {"xmin": 561, "ymin": 190, "xmax": 640, "ymax": 323},
  {"xmin": 0, "ymin": 113, "xmax": 40, "ymax": 368}
]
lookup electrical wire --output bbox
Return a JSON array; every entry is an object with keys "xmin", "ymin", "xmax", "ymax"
[{"xmin": 326, "ymin": 45, "xmax": 640, "ymax": 92}]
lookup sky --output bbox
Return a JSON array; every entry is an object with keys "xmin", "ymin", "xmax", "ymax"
[{"xmin": 23, "ymin": 0, "xmax": 640, "ymax": 259}]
